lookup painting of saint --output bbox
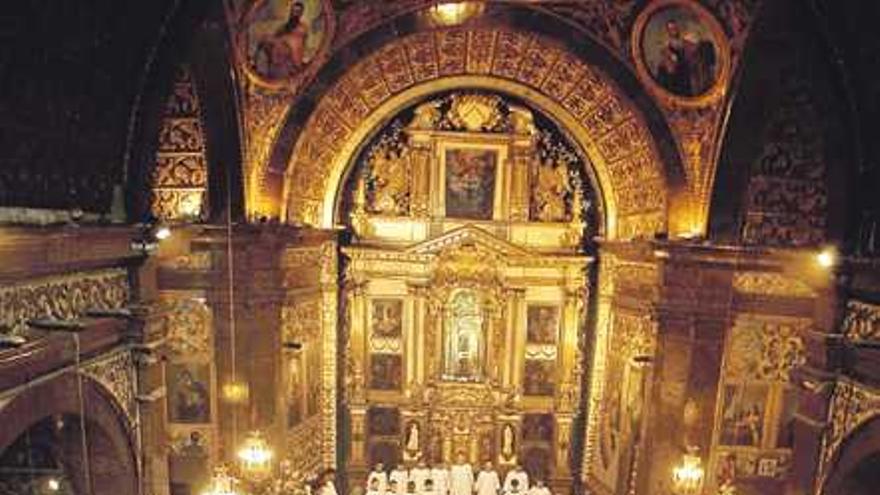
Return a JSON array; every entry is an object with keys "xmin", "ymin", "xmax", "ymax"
[
  {"xmin": 368, "ymin": 407, "xmax": 401, "ymax": 436},
  {"xmin": 372, "ymin": 299, "xmax": 403, "ymax": 338},
  {"xmin": 527, "ymin": 305, "xmax": 559, "ymax": 344},
  {"xmin": 523, "ymin": 360, "xmax": 556, "ymax": 397},
  {"xmin": 167, "ymin": 363, "xmax": 211, "ymax": 423},
  {"xmin": 370, "ymin": 354, "xmax": 403, "ymax": 390},
  {"xmin": 241, "ymin": 0, "xmax": 329, "ymax": 83},
  {"xmin": 445, "ymin": 149, "xmax": 497, "ymax": 220},
  {"xmin": 522, "ymin": 414, "xmax": 553, "ymax": 442},
  {"xmin": 638, "ymin": 4, "xmax": 722, "ymax": 98},
  {"xmin": 720, "ymin": 384, "xmax": 768, "ymax": 447}
]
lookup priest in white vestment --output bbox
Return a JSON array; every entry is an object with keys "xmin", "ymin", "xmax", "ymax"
[
  {"xmin": 502, "ymin": 465, "xmax": 528, "ymax": 493},
  {"xmin": 474, "ymin": 462, "xmax": 501, "ymax": 495},
  {"xmin": 449, "ymin": 454, "xmax": 474, "ymax": 495},
  {"xmin": 526, "ymin": 479, "xmax": 550, "ymax": 495},
  {"xmin": 430, "ymin": 463, "xmax": 450, "ymax": 495},
  {"xmin": 367, "ymin": 463, "xmax": 388, "ymax": 493},
  {"xmin": 390, "ymin": 465, "xmax": 409, "ymax": 495},
  {"xmin": 410, "ymin": 461, "xmax": 431, "ymax": 492}
]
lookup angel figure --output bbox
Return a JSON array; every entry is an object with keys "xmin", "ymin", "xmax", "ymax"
[
  {"xmin": 532, "ymin": 162, "xmax": 570, "ymax": 222},
  {"xmin": 369, "ymin": 147, "xmax": 410, "ymax": 215}
]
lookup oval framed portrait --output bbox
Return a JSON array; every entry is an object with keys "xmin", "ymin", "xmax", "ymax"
[
  {"xmin": 631, "ymin": 0, "xmax": 729, "ymax": 107},
  {"xmin": 236, "ymin": 0, "xmax": 336, "ymax": 91}
]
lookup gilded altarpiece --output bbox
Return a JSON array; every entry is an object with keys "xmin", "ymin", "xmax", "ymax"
[
  {"xmin": 278, "ymin": 242, "xmax": 340, "ymax": 481},
  {"xmin": 342, "ymin": 93, "xmax": 592, "ymax": 492},
  {"xmin": 159, "ymin": 291, "xmax": 218, "ymax": 489}
]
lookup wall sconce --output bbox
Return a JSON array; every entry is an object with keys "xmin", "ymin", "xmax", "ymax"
[
  {"xmin": 130, "ymin": 221, "xmax": 171, "ymax": 254},
  {"xmin": 816, "ymin": 247, "xmax": 837, "ymax": 269},
  {"xmin": 672, "ymin": 447, "xmax": 704, "ymax": 495}
]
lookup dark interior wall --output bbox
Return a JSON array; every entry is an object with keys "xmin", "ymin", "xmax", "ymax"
[
  {"xmin": 0, "ymin": 0, "xmax": 245, "ymax": 222},
  {"xmin": 708, "ymin": 0, "xmax": 860, "ymax": 249},
  {"xmin": 812, "ymin": 0, "xmax": 880, "ymax": 257},
  {"xmin": 0, "ymin": 0, "xmax": 177, "ymax": 213}
]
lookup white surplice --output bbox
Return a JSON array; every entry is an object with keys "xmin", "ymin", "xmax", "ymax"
[
  {"xmin": 449, "ymin": 463, "xmax": 474, "ymax": 495},
  {"xmin": 390, "ymin": 469, "xmax": 409, "ymax": 495},
  {"xmin": 368, "ymin": 470, "xmax": 389, "ymax": 493},
  {"xmin": 430, "ymin": 467, "xmax": 450, "ymax": 495},
  {"xmin": 410, "ymin": 467, "xmax": 432, "ymax": 492},
  {"xmin": 502, "ymin": 469, "xmax": 529, "ymax": 493},
  {"xmin": 474, "ymin": 469, "xmax": 501, "ymax": 495}
]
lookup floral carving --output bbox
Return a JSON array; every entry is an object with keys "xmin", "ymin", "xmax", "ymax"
[
  {"xmin": 82, "ymin": 350, "xmax": 138, "ymax": 427},
  {"xmin": 152, "ymin": 65, "xmax": 208, "ymax": 221},
  {"xmin": 817, "ymin": 380, "xmax": 880, "ymax": 493},
  {"xmin": 724, "ymin": 318, "xmax": 807, "ymax": 382},
  {"xmin": 0, "ymin": 269, "xmax": 129, "ymax": 335},
  {"xmin": 842, "ymin": 300, "xmax": 880, "ymax": 342},
  {"xmin": 160, "ymin": 294, "xmax": 212, "ymax": 358}
]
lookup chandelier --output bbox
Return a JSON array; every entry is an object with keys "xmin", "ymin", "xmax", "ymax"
[
  {"xmin": 672, "ymin": 447, "xmax": 704, "ymax": 495},
  {"xmin": 237, "ymin": 430, "xmax": 274, "ymax": 478},
  {"xmin": 202, "ymin": 466, "xmax": 240, "ymax": 495}
]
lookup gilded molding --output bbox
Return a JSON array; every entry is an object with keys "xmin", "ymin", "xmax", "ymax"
[
  {"xmin": 842, "ymin": 300, "xmax": 880, "ymax": 342},
  {"xmin": 733, "ymin": 271, "xmax": 815, "ymax": 298},
  {"xmin": 0, "ymin": 269, "xmax": 129, "ymax": 334},
  {"xmin": 81, "ymin": 350, "xmax": 138, "ymax": 428},
  {"xmin": 816, "ymin": 380, "xmax": 880, "ymax": 494}
]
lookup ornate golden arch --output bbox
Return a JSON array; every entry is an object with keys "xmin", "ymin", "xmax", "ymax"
[{"xmin": 279, "ymin": 27, "xmax": 681, "ymax": 239}]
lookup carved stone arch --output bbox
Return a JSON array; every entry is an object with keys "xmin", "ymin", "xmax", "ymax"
[
  {"xmin": 823, "ymin": 414, "xmax": 880, "ymax": 495},
  {"xmin": 0, "ymin": 373, "xmax": 139, "ymax": 494},
  {"xmin": 263, "ymin": 9, "xmax": 688, "ymax": 240}
]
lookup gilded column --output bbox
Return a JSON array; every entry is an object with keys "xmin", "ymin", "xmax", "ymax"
[
  {"xmin": 319, "ymin": 241, "xmax": 339, "ymax": 470},
  {"xmin": 346, "ymin": 275, "xmax": 369, "ymax": 477},
  {"xmin": 510, "ymin": 289, "xmax": 527, "ymax": 390},
  {"xmin": 408, "ymin": 284, "xmax": 429, "ymax": 385},
  {"xmin": 509, "ymin": 144, "xmax": 533, "ymax": 222},
  {"xmin": 409, "ymin": 137, "xmax": 433, "ymax": 218}
]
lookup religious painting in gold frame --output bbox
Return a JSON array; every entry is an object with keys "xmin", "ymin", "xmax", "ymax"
[
  {"xmin": 718, "ymin": 383, "xmax": 768, "ymax": 447},
  {"xmin": 369, "ymin": 353, "xmax": 403, "ymax": 391},
  {"xmin": 444, "ymin": 148, "xmax": 498, "ymax": 220},
  {"xmin": 167, "ymin": 362, "xmax": 212, "ymax": 424},
  {"xmin": 527, "ymin": 305, "xmax": 560, "ymax": 344},
  {"xmin": 235, "ymin": 0, "xmax": 335, "ymax": 90},
  {"xmin": 371, "ymin": 299, "xmax": 403, "ymax": 338},
  {"xmin": 631, "ymin": 0, "xmax": 730, "ymax": 107}
]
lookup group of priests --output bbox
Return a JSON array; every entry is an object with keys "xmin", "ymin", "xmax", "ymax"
[{"xmin": 365, "ymin": 455, "xmax": 551, "ymax": 495}]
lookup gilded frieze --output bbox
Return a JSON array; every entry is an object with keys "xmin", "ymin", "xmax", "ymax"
[
  {"xmin": 0, "ymin": 268, "xmax": 129, "ymax": 335},
  {"xmin": 282, "ymin": 298, "xmax": 322, "ymax": 343},
  {"xmin": 732, "ymin": 271, "xmax": 815, "ymax": 298},
  {"xmin": 159, "ymin": 294, "xmax": 213, "ymax": 358}
]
